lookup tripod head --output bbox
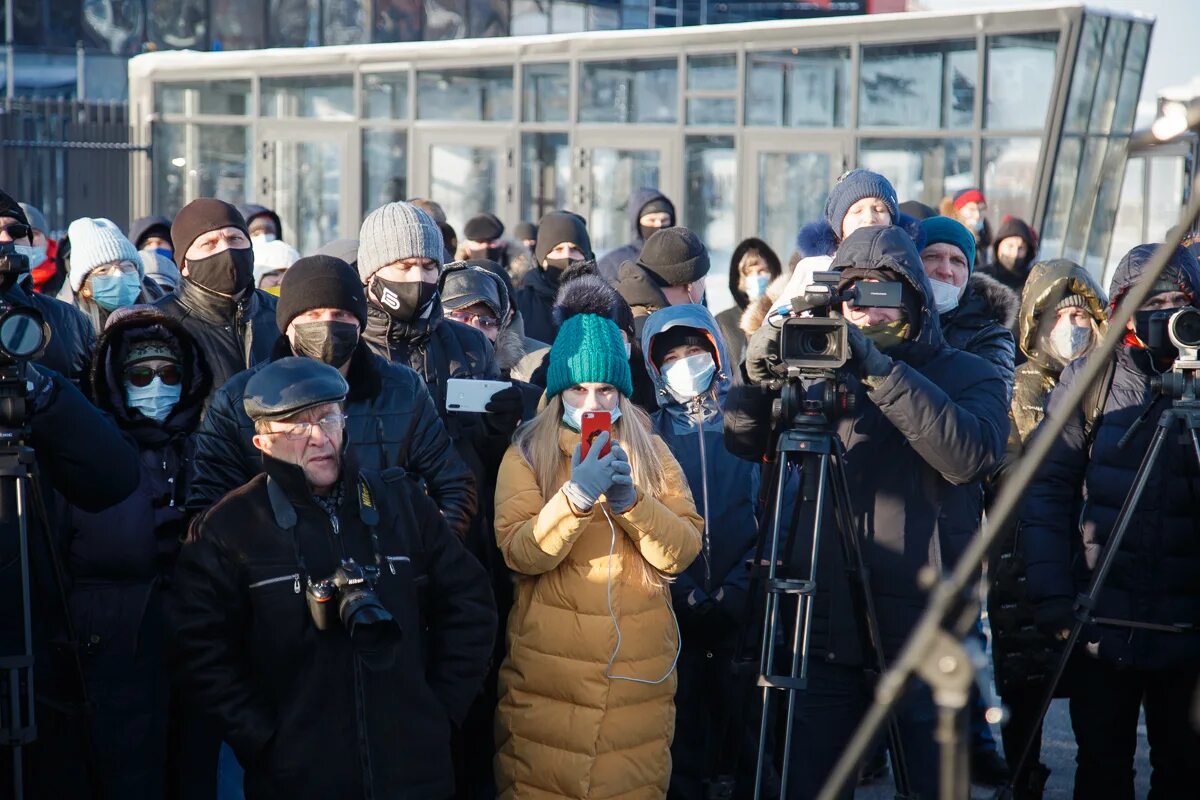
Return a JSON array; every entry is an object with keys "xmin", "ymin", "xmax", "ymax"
[
  {"xmin": 1151, "ymin": 307, "xmax": 1200, "ymax": 401},
  {"xmin": 771, "ymin": 372, "xmax": 856, "ymax": 432}
]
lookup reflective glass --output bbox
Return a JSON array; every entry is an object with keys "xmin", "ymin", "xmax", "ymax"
[
  {"xmin": 469, "ymin": 0, "xmax": 510, "ymax": 38},
  {"xmin": 521, "ymin": 133, "xmax": 570, "ymax": 226},
  {"xmin": 84, "ymin": 55, "xmax": 131, "ymax": 101},
  {"xmin": 1085, "ymin": 140, "xmax": 1131, "ymax": 273},
  {"xmin": 986, "ymin": 32, "xmax": 1058, "ymax": 130},
  {"xmin": 417, "ymin": 67, "xmax": 514, "ymax": 121},
  {"xmin": 82, "ymin": 0, "xmax": 144, "ymax": 54},
  {"xmin": 687, "ymin": 98, "xmax": 736, "ymax": 126},
  {"xmin": 147, "ymin": 0, "xmax": 207, "ymax": 51},
  {"xmin": 1063, "ymin": 15, "xmax": 1105, "ymax": 134},
  {"xmin": 579, "ymin": 59, "xmax": 678, "ymax": 124},
  {"xmin": 588, "ymin": 2, "xmax": 621, "ymax": 32},
  {"xmin": 1040, "ymin": 135, "xmax": 1083, "ymax": 256},
  {"xmin": 1112, "ymin": 23, "xmax": 1150, "ymax": 134},
  {"xmin": 688, "ymin": 54, "xmax": 736, "ymax": 91},
  {"xmin": 267, "ymin": 138, "xmax": 342, "ymax": 257},
  {"xmin": 982, "ymin": 137, "xmax": 1041, "ymax": 232},
  {"xmin": 589, "ymin": 149, "xmax": 661, "ymax": 255},
  {"xmin": 424, "ymin": 0, "xmax": 467, "ymax": 40},
  {"xmin": 858, "ymin": 138, "xmax": 973, "ymax": 210},
  {"xmin": 746, "ymin": 48, "xmax": 850, "ymax": 128},
  {"xmin": 157, "ymin": 80, "xmax": 251, "ymax": 116},
  {"xmin": 10, "ymin": 0, "xmax": 81, "ymax": 47},
  {"xmin": 523, "ymin": 63, "xmax": 570, "ymax": 123},
  {"xmin": 860, "ymin": 40, "xmax": 975, "ymax": 129},
  {"xmin": 429, "ymin": 145, "xmax": 500, "ymax": 235},
  {"xmin": 511, "ymin": 0, "xmax": 550, "ymax": 35},
  {"xmin": 269, "ymin": 0, "xmax": 321, "ymax": 47},
  {"xmin": 553, "ymin": 1, "xmax": 586, "ymax": 33},
  {"xmin": 1147, "ymin": 156, "xmax": 1187, "ymax": 242},
  {"xmin": 323, "ymin": 0, "xmax": 368, "ymax": 44},
  {"xmin": 363, "ymin": 129, "xmax": 408, "ymax": 215},
  {"xmin": 152, "ymin": 122, "xmax": 252, "ymax": 219},
  {"xmin": 685, "ymin": 136, "xmax": 736, "ymax": 312},
  {"xmin": 211, "ymin": 0, "xmax": 265, "ymax": 50},
  {"xmin": 1065, "ymin": 136, "xmax": 1109, "ymax": 258},
  {"xmin": 260, "ymin": 75, "xmax": 354, "ymax": 119},
  {"xmin": 1088, "ymin": 19, "xmax": 1129, "ymax": 135},
  {"xmin": 1106, "ymin": 157, "xmax": 1145, "ymax": 287},
  {"xmin": 364, "ymin": 72, "xmax": 409, "ymax": 119},
  {"xmin": 757, "ymin": 151, "xmax": 831, "ymax": 266},
  {"xmin": 373, "ymin": 0, "xmax": 423, "ymax": 42},
  {"xmin": 621, "ymin": 0, "xmax": 649, "ymax": 29}
]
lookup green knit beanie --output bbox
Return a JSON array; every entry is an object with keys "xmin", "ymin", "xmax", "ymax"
[{"xmin": 546, "ymin": 313, "xmax": 633, "ymax": 399}]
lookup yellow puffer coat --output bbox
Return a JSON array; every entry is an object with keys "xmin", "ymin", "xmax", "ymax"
[{"xmin": 493, "ymin": 428, "xmax": 703, "ymax": 799}]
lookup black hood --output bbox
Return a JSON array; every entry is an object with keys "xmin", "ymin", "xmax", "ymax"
[
  {"xmin": 727, "ymin": 237, "xmax": 782, "ymax": 310},
  {"xmin": 237, "ymin": 203, "xmax": 284, "ymax": 242},
  {"xmin": 129, "ymin": 215, "xmax": 173, "ymax": 249},
  {"xmin": 1108, "ymin": 242, "xmax": 1200, "ymax": 305}
]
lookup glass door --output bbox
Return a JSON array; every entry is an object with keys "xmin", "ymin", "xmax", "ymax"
[
  {"xmin": 410, "ymin": 128, "xmax": 515, "ymax": 242},
  {"xmin": 257, "ymin": 123, "xmax": 353, "ymax": 257}
]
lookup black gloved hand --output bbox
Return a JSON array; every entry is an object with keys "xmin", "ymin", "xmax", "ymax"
[
  {"xmin": 483, "ymin": 384, "xmax": 525, "ymax": 429},
  {"xmin": 845, "ymin": 324, "xmax": 894, "ymax": 387},
  {"xmin": 685, "ymin": 588, "xmax": 716, "ymax": 617},
  {"xmin": 23, "ymin": 361, "xmax": 54, "ymax": 413},
  {"xmin": 745, "ymin": 323, "xmax": 784, "ymax": 385},
  {"xmin": 1034, "ymin": 597, "xmax": 1076, "ymax": 641}
]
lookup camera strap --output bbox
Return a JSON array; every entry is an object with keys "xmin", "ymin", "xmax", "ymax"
[{"xmin": 1082, "ymin": 354, "xmax": 1117, "ymax": 449}]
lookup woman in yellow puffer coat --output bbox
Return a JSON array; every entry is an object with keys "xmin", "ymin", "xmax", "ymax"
[{"xmin": 493, "ymin": 311, "xmax": 703, "ymax": 799}]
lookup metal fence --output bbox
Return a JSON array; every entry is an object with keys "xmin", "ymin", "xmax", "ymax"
[{"xmin": 0, "ymin": 98, "xmax": 144, "ymax": 234}]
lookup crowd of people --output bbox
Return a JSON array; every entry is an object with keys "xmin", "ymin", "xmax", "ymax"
[{"xmin": 0, "ymin": 164, "xmax": 1197, "ymax": 800}]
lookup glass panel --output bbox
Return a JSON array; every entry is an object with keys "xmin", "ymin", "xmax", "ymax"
[
  {"xmin": 323, "ymin": 0, "xmax": 369, "ymax": 45},
  {"xmin": 511, "ymin": 0, "xmax": 550, "ymax": 35},
  {"xmin": 424, "ymin": 0, "xmax": 468, "ymax": 40},
  {"xmin": 417, "ymin": 67, "xmax": 514, "ymax": 121},
  {"xmin": 858, "ymin": 138, "xmax": 973, "ymax": 210},
  {"xmin": 1040, "ymin": 135, "xmax": 1083, "ymax": 256},
  {"xmin": 83, "ymin": 55, "xmax": 130, "ymax": 102},
  {"xmin": 621, "ymin": 0, "xmax": 649, "ymax": 30},
  {"xmin": 364, "ymin": 72, "xmax": 409, "ymax": 119},
  {"xmin": 521, "ymin": 133, "xmax": 570, "ymax": 226},
  {"xmin": 82, "ymin": 0, "xmax": 144, "ymax": 54},
  {"xmin": 1065, "ymin": 136, "xmax": 1109, "ymax": 258},
  {"xmin": 268, "ymin": 138, "xmax": 341, "ymax": 257},
  {"xmin": 363, "ymin": 128, "xmax": 408, "ymax": 217},
  {"xmin": 429, "ymin": 145, "xmax": 500, "ymax": 236},
  {"xmin": 982, "ymin": 137, "xmax": 1042, "ymax": 232},
  {"xmin": 688, "ymin": 54, "xmax": 736, "ymax": 92},
  {"xmin": 986, "ymin": 32, "xmax": 1058, "ymax": 130},
  {"xmin": 1106, "ymin": 157, "xmax": 1145, "ymax": 286},
  {"xmin": 1147, "ymin": 156, "xmax": 1187, "ymax": 242},
  {"xmin": 589, "ymin": 148, "xmax": 661, "ymax": 255},
  {"xmin": 745, "ymin": 48, "xmax": 850, "ymax": 128},
  {"xmin": 687, "ymin": 98, "xmax": 736, "ymax": 126},
  {"xmin": 152, "ymin": 122, "xmax": 252, "ymax": 219},
  {"xmin": 373, "ymin": 0, "xmax": 423, "ymax": 42},
  {"xmin": 860, "ymin": 40, "xmax": 975, "ymax": 129},
  {"xmin": 260, "ymin": 75, "xmax": 354, "ymax": 119},
  {"xmin": 1063, "ymin": 15, "xmax": 1105, "ymax": 134},
  {"xmin": 11, "ymin": 0, "xmax": 81, "ymax": 47},
  {"xmin": 1085, "ymin": 141, "xmax": 1131, "ymax": 274},
  {"xmin": 523, "ymin": 63, "xmax": 570, "ymax": 123},
  {"xmin": 552, "ymin": 1, "xmax": 586, "ymax": 33},
  {"xmin": 157, "ymin": 80, "xmax": 251, "ymax": 116},
  {"xmin": 147, "ymin": 0, "xmax": 208, "ymax": 51},
  {"xmin": 211, "ymin": 0, "xmax": 265, "ymax": 50},
  {"xmin": 469, "ymin": 0, "xmax": 510, "ymax": 37},
  {"xmin": 757, "ymin": 151, "xmax": 831, "ymax": 266},
  {"xmin": 269, "ymin": 0, "xmax": 321, "ymax": 47},
  {"xmin": 579, "ymin": 58, "xmax": 678, "ymax": 124},
  {"xmin": 685, "ymin": 136, "xmax": 737, "ymax": 313},
  {"xmin": 1112, "ymin": 23, "xmax": 1149, "ymax": 134},
  {"xmin": 1088, "ymin": 19, "xmax": 1129, "ymax": 135},
  {"xmin": 588, "ymin": 2, "xmax": 621, "ymax": 32}
]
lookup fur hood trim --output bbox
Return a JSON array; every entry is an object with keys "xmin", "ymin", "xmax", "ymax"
[
  {"xmin": 967, "ymin": 271, "xmax": 1019, "ymax": 330},
  {"xmin": 739, "ymin": 274, "xmax": 791, "ymax": 337}
]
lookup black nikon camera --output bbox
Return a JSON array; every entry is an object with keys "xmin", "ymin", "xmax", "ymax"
[
  {"xmin": 777, "ymin": 271, "xmax": 903, "ymax": 376},
  {"xmin": 305, "ymin": 558, "xmax": 399, "ymax": 639}
]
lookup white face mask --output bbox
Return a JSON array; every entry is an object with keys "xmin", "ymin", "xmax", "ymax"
[
  {"xmin": 251, "ymin": 232, "xmax": 276, "ymax": 244},
  {"xmin": 929, "ymin": 278, "xmax": 964, "ymax": 314},
  {"xmin": 745, "ymin": 273, "xmax": 770, "ymax": 300},
  {"xmin": 1049, "ymin": 320, "xmax": 1093, "ymax": 363},
  {"xmin": 662, "ymin": 352, "xmax": 717, "ymax": 402},
  {"xmin": 561, "ymin": 398, "xmax": 622, "ymax": 432},
  {"xmin": 14, "ymin": 243, "xmax": 47, "ymax": 269}
]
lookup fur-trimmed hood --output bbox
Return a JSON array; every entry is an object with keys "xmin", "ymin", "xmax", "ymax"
[
  {"xmin": 739, "ymin": 273, "xmax": 792, "ymax": 337},
  {"xmin": 965, "ymin": 271, "xmax": 1019, "ymax": 331},
  {"xmin": 795, "ymin": 213, "xmax": 926, "ymax": 261}
]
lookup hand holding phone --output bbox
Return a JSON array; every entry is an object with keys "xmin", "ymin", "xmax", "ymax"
[
  {"xmin": 445, "ymin": 378, "xmax": 513, "ymax": 413},
  {"xmin": 580, "ymin": 411, "xmax": 612, "ymax": 460}
]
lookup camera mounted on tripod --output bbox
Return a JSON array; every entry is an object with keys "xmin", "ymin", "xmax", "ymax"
[
  {"xmin": 0, "ymin": 244, "xmax": 50, "ymax": 432},
  {"xmin": 1147, "ymin": 306, "xmax": 1200, "ymax": 400}
]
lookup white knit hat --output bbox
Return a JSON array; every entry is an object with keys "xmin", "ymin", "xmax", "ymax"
[
  {"xmin": 67, "ymin": 217, "xmax": 141, "ymax": 292},
  {"xmin": 357, "ymin": 201, "xmax": 444, "ymax": 282},
  {"xmin": 252, "ymin": 238, "xmax": 301, "ymax": 284}
]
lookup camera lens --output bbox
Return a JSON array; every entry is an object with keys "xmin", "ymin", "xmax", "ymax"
[
  {"xmin": 1169, "ymin": 307, "xmax": 1200, "ymax": 349},
  {"xmin": 799, "ymin": 331, "xmax": 833, "ymax": 356}
]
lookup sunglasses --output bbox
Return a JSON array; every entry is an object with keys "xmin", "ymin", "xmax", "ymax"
[
  {"xmin": 125, "ymin": 363, "xmax": 182, "ymax": 387},
  {"xmin": 447, "ymin": 309, "xmax": 501, "ymax": 330},
  {"xmin": 1, "ymin": 223, "xmax": 32, "ymax": 240}
]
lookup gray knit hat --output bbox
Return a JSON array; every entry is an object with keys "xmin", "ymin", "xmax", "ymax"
[
  {"xmin": 357, "ymin": 201, "xmax": 445, "ymax": 282},
  {"xmin": 67, "ymin": 217, "xmax": 142, "ymax": 291}
]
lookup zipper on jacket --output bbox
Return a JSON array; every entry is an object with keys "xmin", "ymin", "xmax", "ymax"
[
  {"xmin": 385, "ymin": 555, "xmax": 410, "ymax": 575},
  {"xmin": 248, "ymin": 573, "xmax": 301, "ymax": 593}
]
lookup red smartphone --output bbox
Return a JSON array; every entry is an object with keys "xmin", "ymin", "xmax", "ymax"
[{"xmin": 580, "ymin": 411, "xmax": 612, "ymax": 460}]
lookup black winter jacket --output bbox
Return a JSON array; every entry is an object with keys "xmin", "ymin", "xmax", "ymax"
[
  {"xmin": 725, "ymin": 225, "xmax": 1008, "ymax": 662},
  {"xmin": 186, "ymin": 339, "xmax": 477, "ymax": 540},
  {"xmin": 4, "ymin": 281, "xmax": 95, "ymax": 385},
  {"xmin": 168, "ymin": 456, "xmax": 497, "ymax": 800},
  {"xmin": 154, "ymin": 278, "xmax": 279, "ymax": 391},
  {"xmin": 1020, "ymin": 244, "xmax": 1200, "ymax": 670},
  {"xmin": 514, "ymin": 265, "xmax": 560, "ymax": 345}
]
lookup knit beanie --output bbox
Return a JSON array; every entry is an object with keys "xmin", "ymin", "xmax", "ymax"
[
  {"xmin": 554, "ymin": 273, "xmax": 636, "ymax": 339},
  {"xmin": 649, "ymin": 324, "xmax": 716, "ymax": 367},
  {"xmin": 276, "ymin": 255, "xmax": 369, "ymax": 331},
  {"xmin": 898, "ymin": 200, "xmax": 937, "ymax": 221},
  {"xmin": 170, "ymin": 198, "xmax": 248, "ymax": 268},
  {"xmin": 1054, "ymin": 294, "xmax": 1088, "ymax": 312},
  {"xmin": 639, "ymin": 197, "xmax": 674, "ymax": 219},
  {"xmin": 824, "ymin": 169, "xmax": 898, "ymax": 238},
  {"xmin": 358, "ymin": 201, "xmax": 444, "ymax": 282},
  {"xmin": 919, "ymin": 216, "xmax": 977, "ymax": 272},
  {"xmin": 514, "ymin": 221, "xmax": 537, "ymax": 242},
  {"xmin": 0, "ymin": 190, "xmax": 27, "ymax": 229},
  {"xmin": 67, "ymin": 217, "xmax": 142, "ymax": 291},
  {"xmin": 535, "ymin": 211, "xmax": 592, "ymax": 265},
  {"xmin": 953, "ymin": 187, "xmax": 986, "ymax": 210},
  {"xmin": 636, "ymin": 227, "xmax": 710, "ymax": 287},
  {"xmin": 546, "ymin": 313, "xmax": 633, "ymax": 399},
  {"xmin": 463, "ymin": 212, "xmax": 504, "ymax": 242}
]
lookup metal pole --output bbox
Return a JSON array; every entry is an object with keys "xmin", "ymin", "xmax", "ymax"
[
  {"xmin": 5, "ymin": 0, "xmax": 14, "ymax": 101},
  {"xmin": 75, "ymin": 40, "xmax": 84, "ymax": 101}
]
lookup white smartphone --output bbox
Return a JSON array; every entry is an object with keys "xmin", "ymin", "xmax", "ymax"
[{"xmin": 445, "ymin": 378, "xmax": 513, "ymax": 413}]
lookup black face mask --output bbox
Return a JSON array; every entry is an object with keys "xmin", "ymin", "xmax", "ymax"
[
  {"xmin": 371, "ymin": 278, "xmax": 437, "ymax": 322},
  {"xmin": 291, "ymin": 320, "xmax": 360, "ymax": 368},
  {"xmin": 186, "ymin": 247, "xmax": 254, "ymax": 296},
  {"xmin": 1133, "ymin": 308, "xmax": 1181, "ymax": 361},
  {"xmin": 639, "ymin": 223, "xmax": 670, "ymax": 242}
]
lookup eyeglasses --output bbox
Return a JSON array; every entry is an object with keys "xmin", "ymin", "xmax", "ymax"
[
  {"xmin": 0, "ymin": 223, "xmax": 32, "ymax": 240},
  {"xmin": 92, "ymin": 261, "xmax": 140, "ymax": 277},
  {"xmin": 262, "ymin": 413, "xmax": 346, "ymax": 441},
  {"xmin": 447, "ymin": 309, "xmax": 500, "ymax": 330},
  {"xmin": 125, "ymin": 363, "xmax": 182, "ymax": 387}
]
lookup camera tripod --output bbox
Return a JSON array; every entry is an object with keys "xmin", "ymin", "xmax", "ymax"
[
  {"xmin": 747, "ymin": 380, "xmax": 912, "ymax": 800},
  {"xmin": 1001, "ymin": 389, "xmax": 1200, "ymax": 799}
]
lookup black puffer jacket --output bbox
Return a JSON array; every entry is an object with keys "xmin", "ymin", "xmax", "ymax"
[
  {"xmin": 169, "ymin": 455, "xmax": 496, "ymax": 800},
  {"xmin": 186, "ymin": 338, "xmax": 476, "ymax": 539},
  {"xmin": 4, "ymin": 281, "xmax": 95, "ymax": 385},
  {"xmin": 726, "ymin": 225, "xmax": 1008, "ymax": 662},
  {"xmin": 514, "ymin": 265, "xmax": 560, "ymax": 345},
  {"xmin": 1020, "ymin": 244, "xmax": 1200, "ymax": 670},
  {"xmin": 154, "ymin": 278, "xmax": 279, "ymax": 391}
]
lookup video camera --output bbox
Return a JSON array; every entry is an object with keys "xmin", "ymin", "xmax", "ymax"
[{"xmin": 1148, "ymin": 306, "xmax": 1200, "ymax": 400}]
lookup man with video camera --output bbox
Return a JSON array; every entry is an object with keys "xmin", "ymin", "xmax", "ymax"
[
  {"xmin": 729, "ymin": 224, "xmax": 1008, "ymax": 798},
  {"xmin": 1019, "ymin": 243, "xmax": 1200, "ymax": 797},
  {"xmin": 168, "ymin": 357, "xmax": 496, "ymax": 799}
]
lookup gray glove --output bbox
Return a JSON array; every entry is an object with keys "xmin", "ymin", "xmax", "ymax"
[
  {"xmin": 846, "ymin": 324, "xmax": 894, "ymax": 388},
  {"xmin": 562, "ymin": 431, "xmax": 617, "ymax": 512},
  {"xmin": 605, "ymin": 442, "xmax": 637, "ymax": 513}
]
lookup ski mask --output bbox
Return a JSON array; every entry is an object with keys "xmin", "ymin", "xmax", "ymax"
[
  {"xmin": 291, "ymin": 320, "xmax": 360, "ymax": 368},
  {"xmin": 662, "ymin": 352, "xmax": 717, "ymax": 402},
  {"xmin": 372, "ymin": 277, "xmax": 438, "ymax": 322},
  {"xmin": 91, "ymin": 271, "xmax": 142, "ymax": 311},
  {"xmin": 126, "ymin": 377, "xmax": 181, "ymax": 422},
  {"xmin": 929, "ymin": 278, "xmax": 964, "ymax": 314},
  {"xmin": 186, "ymin": 247, "xmax": 254, "ymax": 296},
  {"xmin": 561, "ymin": 399, "xmax": 621, "ymax": 432},
  {"xmin": 1048, "ymin": 319, "xmax": 1093, "ymax": 364}
]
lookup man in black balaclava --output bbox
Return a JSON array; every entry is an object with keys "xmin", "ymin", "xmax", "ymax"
[
  {"xmin": 154, "ymin": 198, "xmax": 278, "ymax": 392},
  {"xmin": 596, "ymin": 188, "xmax": 675, "ymax": 282},
  {"xmin": 516, "ymin": 211, "xmax": 593, "ymax": 344}
]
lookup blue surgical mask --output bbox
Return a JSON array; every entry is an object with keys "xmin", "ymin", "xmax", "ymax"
[
  {"xmin": 662, "ymin": 352, "xmax": 717, "ymax": 402},
  {"xmin": 745, "ymin": 273, "xmax": 770, "ymax": 300},
  {"xmin": 15, "ymin": 243, "xmax": 47, "ymax": 269},
  {"xmin": 929, "ymin": 278, "xmax": 963, "ymax": 314},
  {"xmin": 125, "ymin": 377, "xmax": 181, "ymax": 422},
  {"xmin": 91, "ymin": 271, "xmax": 143, "ymax": 311},
  {"xmin": 561, "ymin": 399, "xmax": 622, "ymax": 432}
]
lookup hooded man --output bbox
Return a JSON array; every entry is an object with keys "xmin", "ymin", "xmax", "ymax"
[
  {"xmin": 455, "ymin": 212, "xmax": 534, "ymax": 288},
  {"xmin": 154, "ymin": 198, "xmax": 279, "ymax": 392},
  {"xmin": 984, "ymin": 215, "xmax": 1039, "ymax": 295},
  {"xmin": 17, "ymin": 202, "xmax": 60, "ymax": 293},
  {"xmin": 236, "ymin": 203, "xmax": 284, "ymax": 245},
  {"xmin": 718, "ymin": 237, "xmax": 783, "ymax": 367},
  {"xmin": 596, "ymin": 187, "xmax": 675, "ymax": 282},
  {"xmin": 733, "ymin": 224, "xmax": 1008, "ymax": 798},
  {"xmin": 516, "ymin": 210, "xmax": 594, "ymax": 344},
  {"xmin": 613, "ymin": 226, "xmax": 710, "ymax": 336},
  {"xmin": 1019, "ymin": 244, "xmax": 1200, "ymax": 797},
  {"xmin": 130, "ymin": 214, "xmax": 174, "ymax": 258}
]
